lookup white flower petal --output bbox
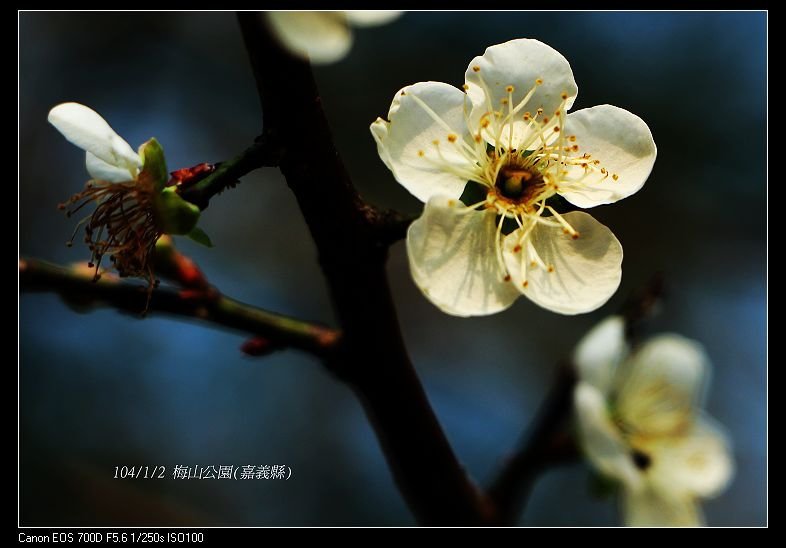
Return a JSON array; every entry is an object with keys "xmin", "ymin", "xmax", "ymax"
[
  {"xmin": 574, "ymin": 315, "xmax": 628, "ymax": 395},
  {"xmin": 559, "ymin": 105, "xmax": 657, "ymax": 208},
  {"xmin": 574, "ymin": 382, "xmax": 642, "ymax": 489},
  {"xmin": 344, "ymin": 10, "xmax": 401, "ymax": 27},
  {"xmin": 406, "ymin": 196, "xmax": 519, "ymax": 317},
  {"xmin": 267, "ymin": 12, "xmax": 352, "ymax": 64},
  {"xmin": 371, "ymin": 82, "xmax": 476, "ymax": 203},
  {"xmin": 465, "ymin": 39, "xmax": 577, "ymax": 151},
  {"xmin": 616, "ymin": 334, "xmax": 708, "ymax": 436},
  {"xmin": 645, "ymin": 418, "xmax": 734, "ymax": 499},
  {"xmin": 48, "ymin": 102, "xmax": 141, "ymax": 173},
  {"xmin": 622, "ymin": 486, "xmax": 703, "ymax": 527},
  {"xmin": 86, "ymin": 152, "xmax": 134, "ymax": 183},
  {"xmin": 502, "ymin": 211, "xmax": 622, "ymax": 315}
]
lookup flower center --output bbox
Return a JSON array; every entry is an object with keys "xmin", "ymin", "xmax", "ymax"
[
  {"xmin": 631, "ymin": 448, "xmax": 652, "ymax": 471},
  {"xmin": 494, "ymin": 163, "xmax": 545, "ymax": 204}
]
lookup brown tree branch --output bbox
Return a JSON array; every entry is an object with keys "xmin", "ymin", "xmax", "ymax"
[
  {"xmin": 176, "ymin": 138, "xmax": 279, "ymax": 211},
  {"xmin": 362, "ymin": 205, "xmax": 417, "ymax": 248},
  {"xmin": 19, "ymin": 258, "xmax": 340, "ymax": 358},
  {"xmin": 236, "ymin": 13, "xmax": 492, "ymax": 525},
  {"xmin": 487, "ymin": 363, "xmax": 578, "ymax": 525},
  {"xmin": 621, "ymin": 273, "xmax": 666, "ymax": 342}
]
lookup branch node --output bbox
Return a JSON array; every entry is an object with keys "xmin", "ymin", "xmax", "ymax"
[{"xmin": 362, "ymin": 204, "xmax": 416, "ymax": 247}]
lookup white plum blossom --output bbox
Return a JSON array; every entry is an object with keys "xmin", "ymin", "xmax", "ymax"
[
  {"xmin": 48, "ymin": 102, "xmax": 203, "ymax": 284},
  {"xmin": 267, "ymin": 11, "xmax": 401, "ymax": 64},
  {"xmin": 371, "ymin": 39, "xmax": 657, "ymax": 316},
  {"xmin": 49, "ymin": 102, "xmax": 143, "ymax": 183},
  {"xmin": 573, "ymin": 316, "xmax": 734, "ymax": 527}
]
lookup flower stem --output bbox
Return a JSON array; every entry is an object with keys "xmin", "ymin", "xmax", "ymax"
[{"xmin": 177, "ymin": 139, "xmax": 279, "ymax": 210}]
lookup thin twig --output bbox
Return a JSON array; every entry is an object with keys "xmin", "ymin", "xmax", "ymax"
[
  {"xmin": 362, "ymin": 205, "xmax": 417, "ymax": 248},
  {"xmin": 176, "ymin": 139, "xmax": 279, "ymax": 210},
  {"xmin": 621, "ymin": 273, "xmax": 666, "ymax": 342},
  {"xmin": 487, "ymin": 363, "xmax": 578, "ymax": 524},
  {"xmin": 19, "ymin": 258, "xmax": 340, "ymax": 358}
]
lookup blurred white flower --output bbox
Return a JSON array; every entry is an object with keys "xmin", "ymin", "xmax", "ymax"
[
  {"xmin": 371, "ymin": 39, "xmax": 656, "ymax": 316},
  {"xmin": 573, "ymin": 316, "xmax": 734, "ymax": 526},
  {"xmin": 267, "ymin": 11, "xmax": 401, "ymax": 64}
]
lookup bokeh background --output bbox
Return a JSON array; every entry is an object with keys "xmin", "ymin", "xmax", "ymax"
[{"xmin": 19, "ymin": 11, "xmax": 766, "ymax": 526}]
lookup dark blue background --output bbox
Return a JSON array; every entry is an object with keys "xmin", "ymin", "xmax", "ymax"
[{"xmin": 20, "ymin": 11, "xmax": 766, "ymax": 525}]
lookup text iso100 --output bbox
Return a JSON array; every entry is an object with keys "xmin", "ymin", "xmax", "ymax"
[{"xmin": 110, "ymin": 532, "xmax": 205, "ymax": 542}]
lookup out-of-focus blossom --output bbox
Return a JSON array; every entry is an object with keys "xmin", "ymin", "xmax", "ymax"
[
  {"xmin": 267, "ymin": 11, "xmax": 401, "ymax": 64},
  {"xmin": 574, "ymin": 316, "xmax": 734, "ymax": 526}
]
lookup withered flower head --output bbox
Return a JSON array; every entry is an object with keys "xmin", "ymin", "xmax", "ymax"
[{"xmin": 49, "ymin": 103, "xmax": 205, "ymax": 286}]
